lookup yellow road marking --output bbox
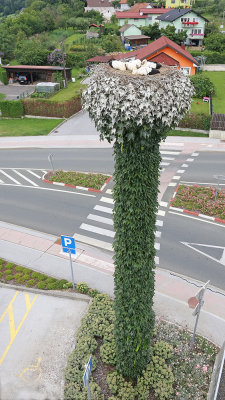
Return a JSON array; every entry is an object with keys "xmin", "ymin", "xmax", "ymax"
[
  {"xmin": 18, "ymin": 357, "xmax": 42, "ymax": 384},
  {"xmin": 0, "ymin": 292, "xmax": 38, "ymax": 366}
]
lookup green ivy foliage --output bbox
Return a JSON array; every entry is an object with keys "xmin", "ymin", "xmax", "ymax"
[
  {"xmin": 113, "ymin": 134, "xmax": 161, "ymax": 378},
  {"xmin": 0, "ymin": 100, "xmax": 24, "ymax": 117},
  {"xmin": 0, "ymin": 69, "xmax": 8, "ymax": 85}
]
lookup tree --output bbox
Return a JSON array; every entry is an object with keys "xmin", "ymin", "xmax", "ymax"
[
  {"xmin": 112, "ymin": 0, "xmax": 120, "ymax": 8},
  {"xmin": 161, "ymin": 25, "xmax": 187, "ymax": 45},
  {"xmin": 83, "ymin": 64, "xmax": 193, "ymax": 379},
  {"xmin": 47, "ymin": 49, "xmax": 64, "ymax": 65},
  {"xmin": 101, "ymin": 35, "xmax": 124, "ymax": 52},
  {"xmin": 190, "ymin": 74, "xmax": 215, "ymax": 98},
  {"xmin": 141, "ymin": 23, "xmax": 161, "ymax": 40},
  {"xmin": 204, "ymin": 33, "xmax": 225, "ymax": 52},
  {"xmin": 15, "ymin": 39, "xmax": 48, "ymax": 65},
  {"xmin": 204, "ymin": 22, "xmax": 220, "ymax": 37}
]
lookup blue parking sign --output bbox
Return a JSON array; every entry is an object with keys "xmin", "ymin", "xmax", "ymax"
[
  {"xmin": 61, "ymin": 235, "xmax": 76, "ymax": 254},
  {"xmin": 83, "ymin": 357, "xmax": 92, "ymax": 387}
]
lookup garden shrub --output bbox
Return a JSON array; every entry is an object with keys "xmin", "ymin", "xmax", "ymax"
[
  {"xmin": 45, "ymin": 277, "xmax": 57, "ymax": 284},
  {"xmin": 88, "ymin": 288, "xmax": 100, "ymax": 297},
  {"xmin": 190, "ymin": 50, "xmax": 225, "ymax": 64},
  {"xmin": 15, "ymin": 266, "xmax": 24, "ymax": 272},
  {"xmin": 179, "ymin": 113, "xmax": 211, "ymax": 130},
  {"xmin": 5, "ymin": 275, "xmax": 13, "ymax": 281},
  {"xmin": 0, "ymin": 69, "xmax": 8, "ymax": 85},
  {"xmin": 190, "ymin": 74, "xmax": 215, "ymax": 98},
  {"xmin": 100, "ymin": 340, "xmax": 116, "ymax": 365},
  {"xmin": 36, "ymin": 282, "xmax": 47, "ymax": 289},
  {"xmin": 76, "ymin": 282, "xmax": 89, "ymax": 293},
  {"xmin": 0, "ymin": 100, "xmax": 24, "ymax": 117},
  {"xmin": 0, "ymin": 265, "xmax": 3, "ymax": 270},
  {"xmin": 14, "ymin": 273, "xmax": 23, "ymax": 280},
  {"xmin": 23, "ymin": 98, "xmax": 82, "ymax": 118},
  {"xmin": 0, "ymin": 272, "xmax": 2, "ymax": 279},
  {"xmin": 63, "ymin": 282, "xmax": 73, "ymax": 289},
  {"xmin": 26, "ymin": 279, "xmax": 36, "ymax": 287},
  {"xmin": 4, "ymin": 269, "xmax": 12, "ymax": 275},
  {"xmin": 5, "ymin": 262, "xmax": 14, "ymax": 269}
]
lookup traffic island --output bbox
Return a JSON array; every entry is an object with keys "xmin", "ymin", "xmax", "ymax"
[{"xmin": 42, "ymin": 170, "xmax": 112, "ymax": 192}]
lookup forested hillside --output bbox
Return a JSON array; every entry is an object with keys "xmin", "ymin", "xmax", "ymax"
[
  {"xmin": 193, "ymin": 0, "xmax": 225, "ymax": 16},
  {"xmin": 0, "ymin": 0, "xmax": 25, "ymax": 16}
]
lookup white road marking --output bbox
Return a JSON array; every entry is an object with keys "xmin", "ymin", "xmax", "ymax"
[
  {"xmin": 13, "ymin": 169, "xmax": 38, "ymax": 186},
  {"xmin": 161, "ymin": 157, "xmax": 174, "ymax": 161},
  {"xmin": 155, "ymin": 231, "xmax": 161, "ymax": 238},
  {"xmin": 160, "ymin": 151, "xmax": 180, "ymax": 155},
  {"xmin": 168, "ymin": 182, "xmax": 177, "ymax": 187},
  {"xmin": 181, "ymin": 164, "xmax": 188, "ymax": 168},
  {"xmin": 74, "ymin": 233, "xmax": 113, "ymax": 251},
  {"xmin": 106, "ymin": 189, "xmax": 113, "ymax": 194},
  {"xmin": 191, "ymin": 153, "xmax": 199, "ymax": 156},
  {"xmin": 156, "ymin": 220, "xmax": 164, "ymax": 227},
  {"xmin": 186, "ymin": 158, "xmax": 194, "ymax": 162},
  {"xmin": 27, "ymin": 170, "xmax": 41, "ymax": 179},
  {"xmin": 42, "ymin": 170, "xmax": 47, "ymax": 174},
  {"xmin": 154, "ymin": 242, "xmax": 160, "ymax": 250},
  {"xmin": 80, "ymin": 223, "xmax": 114, "ymax": 238},
  {"xmin": 0, "ymin": 180, "xmax": 3, "ymax": 183},
  {"xmin": 170, "ymin": 207, "xmax": 182, "ymax": 212},
  {"xmin": 0, "ymin": 169, "xmax": 21, "ymax": 185},
  {"xmin": 94, "ymin": 205, "xmax": 113, "ymax": 214},
  {"xmin": 159, "ymin": 201, "xmax": 168, "ymax": 208},
  {"xmin": 160, "ymin": 168, "xmax": 165, "ymax": 172},
  {"xmin": 87, "ymin": 214, "xmax": 113, "ymax": 225},
  {"xmin": 177, "ymin": 170, "xmax": 185, "ymax": 174},
  {"xmin": 154, "ymin": 256, "xmax": 159, "ymax": 264},
  {"xmin": 180, "ymin": 181, "xmax": 225, "ymax": 186},
  {"xmin": 181, "ymin": 242, "xmax": 225, "ymax": 267},
  {"xmin": 160, "ymin": 142, "xmax": 184, "ymax": 146},
  {"xmin": 157, "ymin": 210, "xmax": 165, "ymax": 216},
  {"xmin": 100, "ymin": 196, "xmax": 114, "ymax": 204},
  {"xmin": 173, "ymin": 176, "xmax": 181, "ymax": 180},
  {"xmin": 198, "ymin": 214, "xmax": 214, "ymax": 220},
  {"xmin": 169, "ymin": 211, "xmax": 225, "ymax": 228},
  {"xmin": 161, "ymin": 162, "xmax": 170, "ymax": 166},
  {"xmin": 0, "ymin": 183, "xmax": 96, "ymax": 196}
]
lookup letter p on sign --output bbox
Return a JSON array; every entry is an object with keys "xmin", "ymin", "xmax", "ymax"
[{"xmin": 61, "ymin": 235, "xmax": 76, "ymax": 254}]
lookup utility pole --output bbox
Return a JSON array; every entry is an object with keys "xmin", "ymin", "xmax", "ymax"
[{"xmin": 61, "ymin": 40, "xmax": 67, "ymax": 88}]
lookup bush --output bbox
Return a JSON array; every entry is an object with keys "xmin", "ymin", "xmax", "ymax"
[
  {"xmin": 36, "ymin": 281, "xmax": 47, "ymax": 289},
  {"xmin": 0, "ymin": 69, "xmax": 8, "ymax": 85},
  {"xmin": 17, "ymin": 274, "xmax": 31, "ymax": 283},
  {"xmin": 5, "ymin": 262, "xmax": 14, "ymax": 269},
  {"xmin": 190, "ymin": 75, "xmax": 215, "ymax": 98},
  {"xmin": 179, "ymin": 113, "xmax": 211, "ymax": 130},
  {"xmin": 23, "ymin": 98, "xmax": 82, "ymax": 118},
  {"xmin": 14, "ymin": 273, "xmax": 23, "ymax": 280},
  {"xmin": 0, "ymin": 265, "xmax": 3, "ymax": 270},
  {"xmin": 190, "ymin": 50, "xmax": 225, "ymax": 64},
  {"xmin": 5, "ymin": 275, "xmax": 13, "ymax": 281},
  {"xmin": 15, "ymin": 266, "xmax": 25, "ymax": 272},
  {"xmin": 63, "ymin": 282, "xmax": 73, "ymax": 289},
  {"xmin": 0, "ymin": 100, "xmax": 24, "ymax": 117},
  {"xmin": 76, "ymin": 282, "xmax": 89, "ymax": 294},
  {"xmin": 4, "ymin": 269, "xmax": 12, "ymax": 275},
  {"xmin": 26, "ymin": 279, "xmax": 36, "ymax": 287},
  {"xmin": 88, "ymin": 288, "xmax": 100, "ymax": 297},
  {"xmin": 0, "ymin": 272, "xmax": 2, "ymax": 279}
]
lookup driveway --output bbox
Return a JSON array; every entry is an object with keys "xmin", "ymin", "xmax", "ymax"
[
  {"xmin": 49, "ymin": 110, "xmax": 99, "ymax": 136},
  {"xmin": 0, "ymin": 84, "xmax": 34, "ymax": 101},
  {"xmin": 0, "ymin": 286, "xmax": 88, "ymax": 400}
]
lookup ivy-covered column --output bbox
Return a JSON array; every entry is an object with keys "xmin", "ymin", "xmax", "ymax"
[{"xmin": 83, "ymin": 64, "xmax": 193, "ymax": 379}]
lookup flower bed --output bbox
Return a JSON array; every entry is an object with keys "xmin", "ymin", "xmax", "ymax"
[
  {"xmin": 47, "ymin": 170, "xmax": 110, "ymax": 191},
  {"xmin": 171, "ymin": 185, "xmax": 225, "ymax": 220},
  {"xmin": 64, "ymin": 294, "xmax": 218, "ymax": 400}
]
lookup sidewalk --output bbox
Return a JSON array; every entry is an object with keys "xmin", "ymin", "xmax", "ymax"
[{"xmin": 0, "ymin": 220, "xmax": 224, "ymax": 347}]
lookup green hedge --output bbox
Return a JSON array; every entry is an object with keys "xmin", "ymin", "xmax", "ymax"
[
  {"xmin": 179, "ymin": 113, "xmax": 211, "ymax": 130},
  {"xmin": 190, "ymin": 50, "xmax": 225, "ymax": 64},
  {"xmin": 23, "ymin": 97, "xmax": 81, "ymax": 118},
  {"xmin": 0, "ymin": 69, "xmax": 8, "ymax": 85},
  {"xmin": 0, "ymin": 100, "xmax": 24, "ymax": 117}
]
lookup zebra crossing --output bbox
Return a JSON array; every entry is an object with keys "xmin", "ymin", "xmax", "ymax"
[
  {"xmin": 0, "ymin": 168, "xmax": 46, "ymax": 187},
  {"xmin": 75, "ymin": 147, "xmax": 182, "ymax": 251}
]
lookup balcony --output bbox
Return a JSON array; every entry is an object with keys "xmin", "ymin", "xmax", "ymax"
[
  {"xmin": 182, "ymin": 21, "xmax": 199, "ymax": 25},
  {"xmin": 189, "ymin": 33, "xmax": 204, "ymax": 36}
]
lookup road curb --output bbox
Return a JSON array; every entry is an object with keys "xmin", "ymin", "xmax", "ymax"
[
  {"xmin": 42, "ymin": 171, "xmax": 112, "ymax": 193},
  {"xmin": 169, "ymin": 206, "xmax": 225, "ymax": 225},
  {"xmin": 0, "ymin": 281, "xmax": 91, "ymax": 303}
]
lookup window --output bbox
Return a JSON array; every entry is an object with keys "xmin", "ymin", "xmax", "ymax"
[
  {"xmin": 180, "ymin": 67, "xmax": 191, "ymax": 75},
  {"xmin": 148, "ymin": 16, "xmax": 152, "ymax": 20},
  {"xmin": 134, "ymin": 18, "xmax": 138, "ymax": 21},
  {"xmin": 198, "ymin": 29, "xmax": 201, "ymax": 34}
]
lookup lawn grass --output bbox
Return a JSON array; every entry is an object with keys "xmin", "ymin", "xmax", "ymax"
[
  {"xmin": 48, "ymin": 170, "xmax": 110, "ymax": 190},
  {"xmin": 168, "ymin": 129, "xmax": 209, "ymax": 137},
  {"xmin": 171, "ymin": 185, "xmax": 225, "ymax": 220},
  {"xmin": 0, "ymin": 118, "xmax": 64, "ymax": 136},
  {"xmin": 65, "ymin": 33, "xmax": 86, "ymax": 48},
  {"xmin": 190, "ymin": 71, "xmax": 225, "ymax": 115},
  {"xmin": 49, "ymin": 80, "xmax": 87, "ymax": 102},
  {"xmin": 0, "ymin": 93, "xmax": 6, "ymax": 100}
]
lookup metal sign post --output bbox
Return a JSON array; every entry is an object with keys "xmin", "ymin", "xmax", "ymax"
[
  {"xmin": 61, "ymin": 235, "xmax": 76, "ymax": 289},
  {"xmin": 83, "ymin": 357, "xmax": 92, "ymax": 400},
  {"xmin": 48, "ymin": 153, "xmax": 55, "ymax": 175},
  {"xmin": 190, "ymin": 280, "xmax": 210, "ymax": 350},
  {"xmin": 214, "ymin": 175, "xmax": 225, "ymax": 203}
]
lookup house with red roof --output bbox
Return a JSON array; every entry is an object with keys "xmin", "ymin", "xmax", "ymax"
[
  {"xmin": 116, "ymin": 7, "xmax": 169, "ymax": 27},
  {"xmin": 114, "ymin": 36, "xmax": 199, "ymax": 75},
  {"xmin": 119, "ymin": 0, "xmax": 130, "ymax": 11}
]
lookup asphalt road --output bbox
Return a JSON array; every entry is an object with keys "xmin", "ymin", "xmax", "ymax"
[{"xmin": 0, "ymin": 287, "xmax": 88, "ymax": 400}]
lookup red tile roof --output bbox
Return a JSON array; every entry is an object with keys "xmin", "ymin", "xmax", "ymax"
[
  {"xmin": 139, "ymin": 8, "xmax": 169, "ymax": 14},
  {"xmin": 129, "ymin": 3, "xmax": 151, "ymax": 11},
  {"xmin": 2, "ymin": 65, "xmax": 71, "ymax": 70},
  {"xmin": 119, "ymin": 0, "xmax": 128, "ymax": 3},
  {"xmin": 115, "ymin": 36, "xmax": 198, "ymax": 65},
  {"xmin": 116, "ymin": 11, "xmax": 148, "ymax": 18},
  {"xmin": 150, "ymin": 52, "xmax": 179, "ymax": 66},
  {"xmin": 86, "ymin": 55, "xmax": 114, "ymax": 62}
]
